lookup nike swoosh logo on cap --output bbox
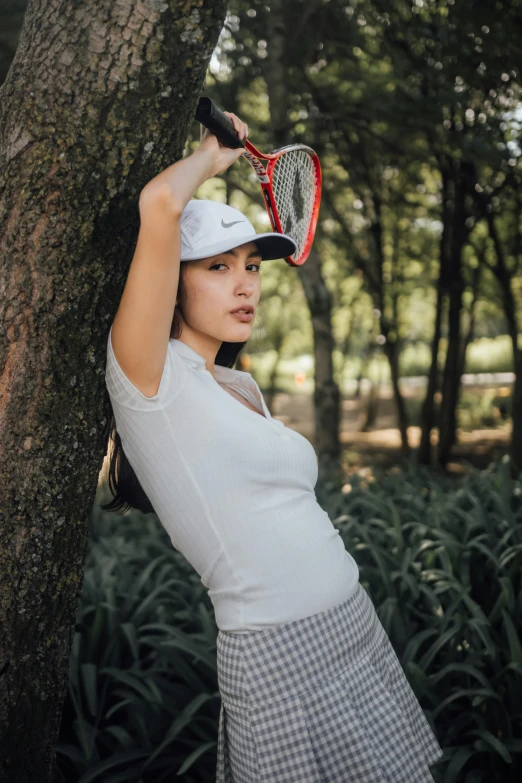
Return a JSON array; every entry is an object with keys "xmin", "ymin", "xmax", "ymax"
[{"xmin": 221, "ymin": 219, "xmax": 245, "ymax": 229}]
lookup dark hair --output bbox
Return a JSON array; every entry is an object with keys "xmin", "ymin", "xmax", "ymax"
[{"xmin": 101, "ymin": 264, "xmax": 247, "ymax": 515}]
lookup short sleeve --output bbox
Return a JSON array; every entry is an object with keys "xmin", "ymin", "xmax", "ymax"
[{"xmin": 105, "ymin": 325, "xmax": 187, "ymax": 411}]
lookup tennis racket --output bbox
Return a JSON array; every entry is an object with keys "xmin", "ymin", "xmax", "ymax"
[{"xmin": 194, "ymin": 97, "xmax": 322, "ymax": 266}]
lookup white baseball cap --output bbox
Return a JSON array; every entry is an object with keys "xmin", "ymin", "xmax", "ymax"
[{"xmin": 180, "ymin": 199, "xmax": 297, "ymax": 262}]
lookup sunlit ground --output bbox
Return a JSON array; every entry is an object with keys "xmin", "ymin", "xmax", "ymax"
[{"xmin": 271, "ymin": 380, "xmax": 512, "ymax": 475}]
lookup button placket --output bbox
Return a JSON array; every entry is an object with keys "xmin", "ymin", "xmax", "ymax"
[{"xmin": 178, "ymin": 349, "xmax": 288, "ymax": 436}]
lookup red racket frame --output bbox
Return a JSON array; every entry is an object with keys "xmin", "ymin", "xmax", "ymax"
[{"xmin": 241, "ymin": 140, "xmax": 322, "ymax": 267}]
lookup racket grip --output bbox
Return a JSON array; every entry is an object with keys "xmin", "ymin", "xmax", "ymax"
[{"xmin": 194, "ymin": 97, "xmax": 246, "ymax": 149}]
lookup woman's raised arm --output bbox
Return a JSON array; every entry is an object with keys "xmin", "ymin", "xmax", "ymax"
[{"xmin": 110, "ymin": 112, "xmax": 248, "ymax": 398}]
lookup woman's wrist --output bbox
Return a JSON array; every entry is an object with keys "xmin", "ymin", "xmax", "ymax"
[{"xmin": 186, "ymin": 147, "xmax": 221, "ymax": 183}]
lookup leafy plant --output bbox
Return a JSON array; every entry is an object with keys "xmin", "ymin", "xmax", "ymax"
[
  {"xmin": 55, "ymin": 490, "xmax": 221, "ymax": 783},
  {"xmin": 57, "ymin": 460, "xmax": 522, "ymax": 782},
  {"xmin": 319, "ymin": 458, "xmax": 522, "ymax": 783}
]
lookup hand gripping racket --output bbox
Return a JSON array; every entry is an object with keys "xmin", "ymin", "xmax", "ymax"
[{"xmin": 194, "ymin": 97, "xmax": 322, "ymax": 266}]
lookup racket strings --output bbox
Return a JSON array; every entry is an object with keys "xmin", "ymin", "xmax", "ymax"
[{"xmin": 271, "ymin": 150, "xmax": 318, "ymax": 261}]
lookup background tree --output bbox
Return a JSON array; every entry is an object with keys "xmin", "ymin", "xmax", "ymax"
[
  {"xmin": 0, "ymin": 1, "xmax": 227, "ymax": 780},
  {"xmin": 366, "ymin": 0, "xmax": 521, "ymax": 466},
  {"xmin": 209, "ymin": 0, "xmax": 521, "ymax": 469}
]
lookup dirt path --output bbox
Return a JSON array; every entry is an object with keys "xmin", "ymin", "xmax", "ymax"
[{"xmin": 270, "ymin": 387, "xmax": 511, "ymax": 472}]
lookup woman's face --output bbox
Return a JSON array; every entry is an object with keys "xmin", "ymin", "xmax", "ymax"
[{"xmin": 177, "ymin": 240, "xmax": 262, "ymax": 344}]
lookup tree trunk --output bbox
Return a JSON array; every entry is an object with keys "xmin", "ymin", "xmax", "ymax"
[
  {"xmin": 0, "ymin": 1, "xmax": 227, "ymax": 780},
  {"xmin": 419, "ymin": 163, "xmax": 451, "ymax": 466},
  {"xmin": 303, "ymin": 249, "xmax": 342, "ymax": 463},
  {"xmin": 418, "ymin": 288, "xmax": 444, "ymax": 465},
  {"xmin": 323, "ymin": 158, "xmax": 410, "ymax": 453},
  {"xmin": 360, "ymin": 356, "xmax": 382, "ymax": 432},
  {"xmin": 458, "ymin": 260, "xmax": 482, "ymax": 380},
  {"xmin": 437, "ymin": 280, "xmax": 464, "ymax": 464},
  {"xmin": 511, "ymin": 356, "xmax": 522, "ymax": 472},
  {"xmin": 265, "ymin": 332, "xmax": 284, "ymax": 412},
  {"xmin": 369, "ymin": 190, "xmax": 410, "ymax": 453},
  {"xmin": 264, "ymin": 0, "xmax": 341, "ymax": 474},
  {"xmin": 388, "ymin": 224, "xmax": 410, "ymax": 452},
  {"xmin": 383, "ymin": 338, "xmax": 409, "ymax": 451},
  {"xmin": 438, "ymin": 172, "xmax": 469, "ymax": 466},
  {"xmin": 484, "ymin": 212, "xmax": 522, "ymax": 472}
]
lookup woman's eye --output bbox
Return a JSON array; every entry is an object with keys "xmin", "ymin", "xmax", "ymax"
[{"xmin": 209, "ymin": 263, "xmax": 262, "ymax": 272}]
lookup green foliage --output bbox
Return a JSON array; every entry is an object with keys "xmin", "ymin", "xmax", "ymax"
[
  {"xmin": 458, "ymin": 387, "xmax": 512, "ymax": 430},
  {"xmin": 200, "ymin": 0, "xmax": 522, "ymax": 453},
  {"xmin": 55, "ymin": 485, "xmax": 221, "ymax": 783},
  {"xmin": 58, "ymin": 461, "xmax": 522, "ymax": 782},
  {"xmin": 249, "ymin": 334, "xmax": 514, "ymax": 390},
  {"xmin": 319, "ymin": 458, "xmax": 522, "ymax": 782}
]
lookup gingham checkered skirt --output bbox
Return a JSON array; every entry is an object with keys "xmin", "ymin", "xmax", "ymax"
[{"xmin": 216, "ymin": 581, "xmax": 443, "ymax": 782}]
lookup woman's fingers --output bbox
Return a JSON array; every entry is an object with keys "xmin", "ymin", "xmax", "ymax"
[
  {"xmin": 223, "ymin": 111, "xmax": 242, "ymax": 138},
  {"xmin": 223, "ymin": 111, "xmax": 248, "ymax": 140}
]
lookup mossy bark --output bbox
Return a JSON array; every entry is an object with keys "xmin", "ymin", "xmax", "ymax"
[{"xmin": 0, "ymin": 1, "xmax": 226, "ymax": 779}]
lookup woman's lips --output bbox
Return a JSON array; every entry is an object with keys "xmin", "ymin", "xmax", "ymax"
[{"xmin": 230, "ymin": 311, "xmax": 253, "ymax": 322}]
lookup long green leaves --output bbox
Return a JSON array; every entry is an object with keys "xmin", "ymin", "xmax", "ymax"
[
  {"xmin": 320, "ymin": 459, "xmax": 522, "ymax": 782},
  {"xmin": 57, "ymin": 462, "xmax": 522, "ymax": 781},
  {"xmin": 55, "ymin": 494, "xmax": 221, "ymax": 782}
]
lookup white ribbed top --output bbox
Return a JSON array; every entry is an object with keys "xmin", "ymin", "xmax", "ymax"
[{"xmin": 105, "ymin": 326, "xmax": 359, "ymax": 633}]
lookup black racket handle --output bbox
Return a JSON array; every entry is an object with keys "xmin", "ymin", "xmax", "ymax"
[{"xmin": 194, "ymin": 97, "xmax": 246, "ymax": 149}]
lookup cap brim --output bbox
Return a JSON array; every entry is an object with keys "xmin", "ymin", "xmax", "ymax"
[{"xmin": 180, "ymin": 232, "xmax": 298, "ymax": 262}]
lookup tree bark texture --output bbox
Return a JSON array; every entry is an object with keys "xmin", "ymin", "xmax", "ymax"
[
  {"xmin": 0, "ymin": 1, "xmax": 227, "ymax": 780},
  {"xmin": 264, "ymin": 0, "xmax": 341, "ymax": 471}
]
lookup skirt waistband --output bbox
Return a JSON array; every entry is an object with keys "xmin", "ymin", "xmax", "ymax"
[{"xmin": 217, "ymin": 582, "xmax": 386, "ymax": 705}]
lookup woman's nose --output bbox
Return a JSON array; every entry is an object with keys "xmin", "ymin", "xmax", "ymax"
[{"xmin": 237, "ymin": 275, "xmax": 256, "ymax": 293}]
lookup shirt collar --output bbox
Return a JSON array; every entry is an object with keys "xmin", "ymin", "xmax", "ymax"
[
  {"xmin": 171, "ymin": 338, "xmax": 206, "ymax": 366},
  {"xmin": 171, "ymin": 338, "xmax": 251, "ymax": 384}
]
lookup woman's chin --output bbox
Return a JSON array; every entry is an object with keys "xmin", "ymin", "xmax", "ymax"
[{"xmin": 223, "ymin": 324, "xmax": 253, "ymax": 340}]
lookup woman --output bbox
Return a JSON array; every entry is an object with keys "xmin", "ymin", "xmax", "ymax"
[{"xmin": 104, "ymin": 111, "xmax": 443, "ymax": 782}]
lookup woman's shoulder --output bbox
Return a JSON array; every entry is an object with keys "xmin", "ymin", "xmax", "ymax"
[{"xmin": 105, "ymin": 331, "xmax": 189, "ymax": 412}]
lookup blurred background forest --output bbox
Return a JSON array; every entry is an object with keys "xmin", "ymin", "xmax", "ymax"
[
  {"xmin": 3, "ymin": 0, "xmax": 521, "ymax": 476},
  {"xmin": 2, "ymin": 1, "xmax": 522, "ymax": 782},
  {"xmin": 189, "ymin": 0, "xmax": 522, "ymax": 477}
]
